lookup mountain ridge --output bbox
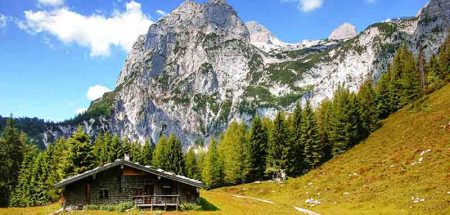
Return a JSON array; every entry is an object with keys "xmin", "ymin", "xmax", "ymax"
[{"xmin": 9, "ymin": 0, "xmax": 449, "ymax": 148}]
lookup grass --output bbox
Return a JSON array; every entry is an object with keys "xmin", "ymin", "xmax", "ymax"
[
  {"xmin": 0, "ymin": 203, "xmax": 60, "ymax": 215},
  {"xmin": 3, "ymin": 84, "xmax": 450, "ymax": 214}
]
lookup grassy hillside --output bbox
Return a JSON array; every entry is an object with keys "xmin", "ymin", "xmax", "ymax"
[{"xmin": 217, "ymin": 84, "xmax": 450, "ymax": 214}]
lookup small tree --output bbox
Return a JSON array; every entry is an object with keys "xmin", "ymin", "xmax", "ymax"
[
  {"xmin": 218, "ymin": 121, "xmax": 250, "ymax": 184},
  {"xmin": 64, "ymin": 127, "xmax": 95, "ymax": 176},
  {"xmin": 301, "ymin": 101, "xmax": 322, "ymax": 169},
  {"xmin": 247, "ymin": 115, "xmax": 268, "ymax": 181},
  {"xmin": 184, "ymin": 148, "xmax": 200, "ymax": 180},
  {"xmin": 202, "ymin": 138, "xmax": 223, "ymax": 188},
  {"xmin": 0, "ymin": 117, "xmax": 25, "ymax": 206},
  {"xmin": 266, "ymin": 112, "xmax": 289, "ymax": 179},
  {"xmin": 140, "ymin": 138, "xmax": 154, "ymax": 165}
]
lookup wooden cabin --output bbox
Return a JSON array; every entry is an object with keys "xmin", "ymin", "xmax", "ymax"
[{"xmin": 54, "ymin": 159, "xmax": 205, "ymax": 210}]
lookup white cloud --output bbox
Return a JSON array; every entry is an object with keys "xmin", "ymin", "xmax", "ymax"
[
  {"xmin": 38, "ymin": 0, "xmax": 64, "ymax": 7},
  {"xmin": 281, "ymin": 0, "xmax": 323, "ymax": 13},
  {"xmin": 19, "ymin": 1, "xmax": 153, "ymax": 57},
  {"xmin": 299, "ymin": 0, "xmax": 323, "ymax": 12},
  {"xmin": 87, "ymin": 85, "xmax": 111, "ymax": 101},
  {"xmin": 156, "ymin": 10, "xmax": 167, "ymax": 17},
  {"xmin": 75, "ymin": 108, "xmax": 87, "ymax": 114},
  {"xmin": 0, "ymin": 14, "xmax": 8, "ymax": 28}
]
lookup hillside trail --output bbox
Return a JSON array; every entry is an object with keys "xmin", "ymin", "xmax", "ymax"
[{"xmin": 232, "ymin": 194, "xmax": 320, "ymax": 215}]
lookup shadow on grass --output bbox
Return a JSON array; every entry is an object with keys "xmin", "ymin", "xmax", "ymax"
[{"xmin": 198, "ymin": 197, "xmax": 219, "ymax": 211}]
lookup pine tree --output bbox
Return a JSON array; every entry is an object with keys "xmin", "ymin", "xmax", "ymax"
[
  {"xmin": 316, "ymin": 98, "xmax": 333, "ymax": 160},
  {"xmin": 375, "ymin": 71, "xmax": 395, "ymax": 119},
  {"xmin": 152, "ymin": 134, "xmax": 184, "ymax": 174},
  {"xmin": 196, "ymin": 148, "xmax": 206, "ymax": 179},
  {"xmin": 386, "ymin": 46, "xmax": 421, "ymax": 108},
  {"xmin": 184, "ymin": 148, "xmax": 200, "ymax": 180},
  {"xmin": 202, "ymin": 138, "xmax": 223, "ymax": 188},
  {"xmin": 64, "ymin": 127, "xmax": 95, "ymax": 176},
  {"xmin": 218, "ymin": 121, "xmax": 250, "ymax": 184},
  {"xmin": 357, "ymin": 79, "xmax": 379, "ymax": 138},
  {"xmin": 426, "ymin": 55, "xmax": 443, "ymax": 92},
  {"xmin": 152, "ymin": 135, "xmax": 168, "ymax": 168},
  {"xmin": 140, "ymin": 138, "xmax": 154, "ymax": 165},
  {"xmin": 93, "ymin": 133, "xmax": 107, "ymax": 165},
  {"xmin": 11, "ymin": 142, "xmax": 61, "ymax": 207},
  {"xmin": 0, "ymin": 117, "xmax": 25, "ymax": 206},
  {"xmin": 286, "ymin": 102, "xmax": 304, "ymax": 176},
  {"xmin": 9, "ymin": 141, "xmax": 39, "ymax": 207},
  {"xmin": 52, "ymin": 138, "xmax": 70, "ymax": 180},
  {"xmin": 398, "ymin": 46, "xmax": 422, "ymax": 104},
  {"xmin": 328, "ymin": 87, "xmax": 359, "ymax": 155},
  {"xmin": 108, "ymin": 134, "xmax": 123, "ymax": 162},
  {"xmin": 438, "ymin": 35, "xmax": 450, "ymax": 80},
  {"xmin": 126, "ymin": 139, "xmax": 142, "ymax": 163},
  {"xmin": 247, "ymin": 115, "xmax": 268, "ymax": 181},
  {"xmin": 165, "ymin": 134, "xmax": 185, "ymax": 175},
  {"xmin": 301, "ymin": 101, "xmax": 322, "ymax": 169},
  {"xmin": 266, "ymin": 112, "xmax": 289, "ymax": 178}
]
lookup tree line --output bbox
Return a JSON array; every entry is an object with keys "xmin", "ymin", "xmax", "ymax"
[{"xmin": 0, "ymin": 36, "xmax": 448, "ymax": 207}]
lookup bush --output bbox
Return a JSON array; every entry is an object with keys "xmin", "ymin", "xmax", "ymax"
[
  {"xmin": 179, "ymin": 203, "xmax": 201, "ymax": 211},
  {"xmin": 86, "ymin": 201, "xmax": 134, "ymax": 212}
]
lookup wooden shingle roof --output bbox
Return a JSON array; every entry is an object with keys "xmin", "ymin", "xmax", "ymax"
[{"xmin": 54, "ymin": 159, "xmax": 205, "ymax": 189}]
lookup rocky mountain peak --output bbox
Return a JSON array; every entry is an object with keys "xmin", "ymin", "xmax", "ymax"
[
  {"xmin": 328, "ymin": 22, "xmax": 358, "ymax": 40},
  {"xmin": 246, "ymin": 21, "xmax": 286, "ymax": 51},
  {"xmin": 209, "ymin": 0, "xmax": 228, "ymax": 4}
]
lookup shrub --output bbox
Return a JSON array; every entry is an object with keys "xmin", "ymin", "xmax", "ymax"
[
  {"xmin": 86, "ymin": 201, "xmax": 134, "ymax": 212},
  {"xmin": 179, "ymin": 203, "xmax": 201, "ymax": 211}
]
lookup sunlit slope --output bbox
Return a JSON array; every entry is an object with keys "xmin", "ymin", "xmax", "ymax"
[{"xmin": 217, "ymin": 84, "xmax": 450, "ymax": 214}]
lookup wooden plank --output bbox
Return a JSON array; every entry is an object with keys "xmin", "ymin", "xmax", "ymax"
[{"xmin": 122, "ymin": 166, "xmax": 148, "ymax": 176}]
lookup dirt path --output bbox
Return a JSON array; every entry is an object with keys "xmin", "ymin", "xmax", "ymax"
[
  {"xmin": 232, "ymin": 194, "xmax": 320, "ymax": 215},
  {"xmin": 232, "ymin": 195, "xmax": 275, "ymax": 204},
  {"xmin": 294, "ymin": 206, "xmax": 321, "ymax": 215}
]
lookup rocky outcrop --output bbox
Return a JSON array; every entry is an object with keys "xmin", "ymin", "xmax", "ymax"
[
  {"xmin": 246, "ymin": 21, "xmax": 287, "ymax": 52},
  {"xmin": 328, "ymin": 23, "xmax": 358, "ymax": 40}
]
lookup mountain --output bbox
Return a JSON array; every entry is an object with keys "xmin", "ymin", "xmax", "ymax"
[
  {"xmin": 213, "ymin": 83, "xmax": 450, "ymax": 214},
  {"xmin": 245, "ymin": 21, "xmax": 288, "ymax": 52},
  {"xmin": 12, "ymin": 0, "xmax": 448, "ymax": 147},
  {"xmin": 328, "ymin": 22, "xmax": 358, "ymax": 40}
]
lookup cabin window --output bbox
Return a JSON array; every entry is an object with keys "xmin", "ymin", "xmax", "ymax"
[
  {"xmin": 162, "ymin": 183, "xmax": 172, "ymax": 195},
  {"xmin": 99, "ymin": 189, "xmax": 109, "ymax": 199}
]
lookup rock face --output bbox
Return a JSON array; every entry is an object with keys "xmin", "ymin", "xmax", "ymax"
[
  {"xmin": 43, "ymin": 0, "xmax": 449, "ymax": 148},
  {"xmin": 413, "ymin": 0, "xmax": 450, "ymax": 57},
  {"xmin": 328, "ymin": 23, "xmax": 358, "ymax": 40},
  {"xmin": 246, "ymin": 21, "xmax": 286, "ymax": 52},
  {"xmin": 112, "ymin": 0, "xmax": 255, "ymax": 144}
]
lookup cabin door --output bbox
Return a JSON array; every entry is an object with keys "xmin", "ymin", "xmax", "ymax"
[
  {"xmin": 85, "ymin": 183, "xmax": 92, "ymax": 205},
  {"xmin": 143, "ymin": 185, "xmax": 154, "ymax": 204}
]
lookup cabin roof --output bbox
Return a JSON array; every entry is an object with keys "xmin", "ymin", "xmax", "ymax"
[{"xmin": 54, "ymin": 159, "xmax": 205, "ymax": 189}]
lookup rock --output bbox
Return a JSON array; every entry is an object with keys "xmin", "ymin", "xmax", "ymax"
[
  {"xmin": 246, "ymin": 21, "xmax": 286, "ymax": 52},
  {"xmin": 411, "ymin": 196, "xmax": 425, "ymax": 203},
  {"xmin": 305, "ymin": 198, "xmax": 321, "ymax": 205},
  {"xmin": 328, "ymin": 23, "xmax": 357, "ymax": 40}
]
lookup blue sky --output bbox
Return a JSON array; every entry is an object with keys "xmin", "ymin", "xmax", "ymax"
[{"xmin": 0, "ymin": 0, "xmax": 428, "ymax": 122}]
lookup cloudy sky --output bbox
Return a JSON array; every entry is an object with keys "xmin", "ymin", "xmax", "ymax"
[{"xmin": 0, "ymin": 0, "xmax": 428, "ymax": 121}]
